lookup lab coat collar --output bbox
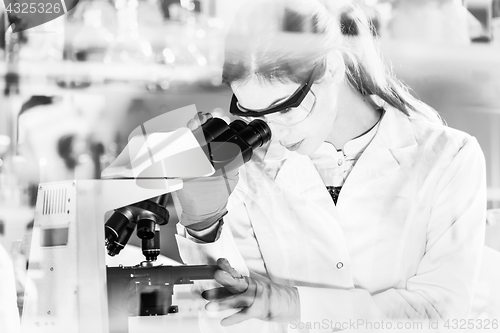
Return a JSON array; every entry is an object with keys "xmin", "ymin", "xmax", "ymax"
[
  {"xmin": 341, "ymin": 108, "xmax": 384, "ymax": 157},
  {"xmin": 336, "ymin": 106, "xmax": 417, "ymax": 205},
  {"xmin": 377, "ymin": 105, "xmax": 417, "ymax": 150},
  {"xmin": 273, "ymin": 106, "xmax": 418, "ymax": 201}
]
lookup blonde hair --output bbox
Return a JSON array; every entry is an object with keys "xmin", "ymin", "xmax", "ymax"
[{"xmin": 222, "ymin": 0, "xmax": 443, "ymax": 123}]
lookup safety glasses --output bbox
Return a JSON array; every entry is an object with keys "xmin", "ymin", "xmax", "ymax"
[{"xmin": 229, "ymin": 66, "xmax": 321, "ymax": 126}]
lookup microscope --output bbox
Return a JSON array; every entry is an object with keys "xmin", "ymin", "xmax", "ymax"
[{"xmin": 20, "ymin": 116, "xmax": 271, "ymax": 333}]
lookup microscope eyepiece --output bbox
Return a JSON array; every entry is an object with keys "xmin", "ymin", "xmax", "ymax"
[
  {"xmin": 237, "ymin": 119, "xmax": 272, "ymax": 149},
  {"xmin": 196, "ymin": 117, "xmax": 229, "ymax": 143},
  {"xmin": 228, "ymin": 119, "xmax": 246, "ymax": 132},
  {"xmin": 194, "ymin": 117, "xmax": 272, "ymax": 172}
]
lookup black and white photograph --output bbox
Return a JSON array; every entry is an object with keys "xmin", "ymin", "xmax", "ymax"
[{"xmin": 0, "ymin": 0, "xmax": 499, "ymax": 332}]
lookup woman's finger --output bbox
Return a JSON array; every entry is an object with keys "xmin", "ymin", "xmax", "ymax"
[
  {"xmin": 201, "ymin": 287, "xmax": 235, "ymax": 301},
  {"xmin": 187, "ymin": 112, "xmax": 212, "ymax": 130},
  {"xmin": 196, "ymin": 112, "xmax": 213, "ymax": 125},
  {"xmin": 220, "ymin": 307, "xmax": 254, "ymax": 326},
  {"xmin": 205, "ymin": 293, "xmax": 254, "ymax": 312},
  {"xmin": 214, "ymin": 269, "xmax": 248, "ymax": 294},
  {"xmin": 217, "ymin": 258, "xmax": 242, "ymax": 277},
  {"xmin": 187, "ymin": 118, "xmax": 200, "ymax": 130}
]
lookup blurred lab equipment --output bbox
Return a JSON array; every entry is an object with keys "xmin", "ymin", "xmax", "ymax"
[
  {"xmin": 71, "ymin": 0, "xmax": 115, "ymax": 62},
  {"xmin": 104, "ymin": 0, "xmax": 154, "ymax": 64},
  {"xmin": 494, "ymin": 0, "xmax": 500, "ymax": 43},
  {"xmin": 3, "ymin": 27, "xmax": 24, "ymax": 96},
  {"xmin": 467, "ymin": 0, "xmax": 494, "ymax": 41},
  {"xmin": 15, "ymin": 95, "xmax": 97, "ymax": 184},
  {"xmin": 56, "ymin": 133, "xmax": 96, "ymax": 180},
  {"xmin": 21, "ymin": 116, "xmax": 271, "ymax": 332},
  {"xmin": 157, "ymin": 0, "xmax": 225, "ymax": 85},
  {"xmin": 386, "ymin": 0, "xmax": 471, "ymax": 45}
]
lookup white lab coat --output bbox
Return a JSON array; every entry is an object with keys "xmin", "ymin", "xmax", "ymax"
[{"xmin": 176, "ymin": 106, "xmax": 486, "ymax": 332}]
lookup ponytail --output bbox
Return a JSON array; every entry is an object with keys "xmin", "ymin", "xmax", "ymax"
[{"xmin": 337, "ymin": 3, "xmax": 444, "ymax": 124}]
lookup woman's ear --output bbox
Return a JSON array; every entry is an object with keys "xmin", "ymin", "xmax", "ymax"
[{"xmin": 326, "ymin": 50, "xmax": 345, "ymax": 84}]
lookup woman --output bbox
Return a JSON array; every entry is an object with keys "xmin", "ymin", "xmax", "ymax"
[{"xmin": 174, "ymin": 0, "xmax": 486, "ymax": 332}]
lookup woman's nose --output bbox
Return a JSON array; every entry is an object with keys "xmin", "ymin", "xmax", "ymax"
[{"xmin": 267, "ymin": 122, "xmax": 290, "ymax": 141}]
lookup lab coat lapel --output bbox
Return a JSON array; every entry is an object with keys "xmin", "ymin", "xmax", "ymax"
[
  {"xmin": 243, "ymin": 147, "xmax": 354, "ymax": 288},
  {"xmin": 336, "ymin": 107, "xmax": 417, "ymax": 206},
  {"xmin": 264, "ymin": 149, "xmax": 354, "ymax": 287},
  {"xmin": 274, "ymin": 151, "xmax": 346, "ymax": 229},
  {"xmin": 274, "ymin": 152, "xmax": 322, "ymax": 195}
]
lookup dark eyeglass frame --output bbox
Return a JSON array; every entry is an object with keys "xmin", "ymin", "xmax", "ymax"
[{"xmin": 229, "ymin": 65, "xmax": 322, "ymax": 117}]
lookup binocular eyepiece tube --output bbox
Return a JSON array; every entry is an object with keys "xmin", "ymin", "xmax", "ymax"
[{"xmin": 193, "ymin": 118, "xmax": 271, "ymax": 171}]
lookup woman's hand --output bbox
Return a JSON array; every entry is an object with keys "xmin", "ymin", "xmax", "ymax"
[
  {"xmin": 187, "ymin": 111, "xmax": 214, "ymax": 131},
  {"xmin": 202, "ymin": 258, "xmax": 301, "ymax": 326},
  {"xmin": 176, "ymin": 113, "xmax": 239, "ymax": 239}
]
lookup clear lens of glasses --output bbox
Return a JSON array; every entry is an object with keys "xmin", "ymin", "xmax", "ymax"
[{"xmin": 237, "ymin": 90, "xmax": 316, "ymax": 126}]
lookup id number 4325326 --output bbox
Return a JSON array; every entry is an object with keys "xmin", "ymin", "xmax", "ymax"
[
  {"xmin": 444, "ymin": 319, "xmax": 498, "ymax": 330},
  {"xmin": 5, "ymin": 2, "xmax": 62, "ymax": 14}
]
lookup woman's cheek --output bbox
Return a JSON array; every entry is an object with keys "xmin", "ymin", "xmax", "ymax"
[{"xmin": 267, "ymin": 122, "xmax": 291, "ymax": 142}]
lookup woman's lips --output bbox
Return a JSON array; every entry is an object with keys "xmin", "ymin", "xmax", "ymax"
[{"xmin": 283, "ymin": 139, "xmax": 304, "ymax": 151}]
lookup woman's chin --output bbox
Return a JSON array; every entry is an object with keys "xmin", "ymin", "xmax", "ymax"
[{"xmin": 295, "ymin": 140, "xmax": 318, "ymax": 155}]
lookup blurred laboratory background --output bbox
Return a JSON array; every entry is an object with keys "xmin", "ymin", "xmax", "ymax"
[{"xmin": 0, "ymin": 0, "xmax": 500, "ymax": 322}]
